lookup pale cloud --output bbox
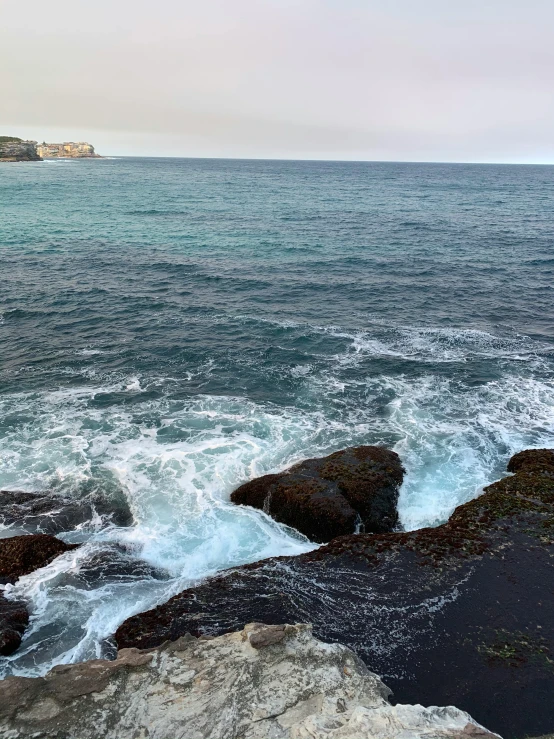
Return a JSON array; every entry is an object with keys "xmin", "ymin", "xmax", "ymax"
[{"xmin": 1, "ymin": 0, "xmax": 553, "ymax": 161}]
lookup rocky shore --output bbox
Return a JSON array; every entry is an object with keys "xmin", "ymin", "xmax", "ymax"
[
  {"xmin": 0, "ymin": 622, "xmax": 497, "ymax": 739},
  {"xmin": 0, "ymin": 137, "xmax": 101, "ymax": 160},
  {"xmin": 1, "ymin": 446, "xmax": 553, "ymax": 737},
  {"xmin": 0, "ymin": 534, "xmax": 77, "ymax": 655},
  {"xmin": 116, "ymin": 448, "xmax": 554, "ymax": 739},
  {"xmin": 0, "ymin": 488, "xmax": 134, "ymax": 655}
]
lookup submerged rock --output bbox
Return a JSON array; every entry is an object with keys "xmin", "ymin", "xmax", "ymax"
[
  {"xmin": 0, "ymin": 534, "xmax": 77, "ymax": 656},
  {"xmin": 117, "ymin": 449, "xmax": 554, "ymax": 738},
  {"xmin": 0, "ymin": 489, "xmax": 133, "ymax": 538},
  {"xmin": 0, "ymin": 594, "xmax": 29, "ymax": 656},
  {"xmin": 231, "ymin": 446, "xmax": 403, "ymax": 542},
  {"xmin": 0, "ymin": 622, "xmax": 498, "ymax": 739},
  {"xmin": 0, "ymin": 485, "xmax": 132, "ymax": 656},
  {"xmin": 67, "ymin": 544, "xmax": 169, "ymax": 585}
]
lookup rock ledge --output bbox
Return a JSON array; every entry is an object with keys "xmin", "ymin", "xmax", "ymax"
[{"xmin": 0, "ymin": 623, "xmax": 497, "ymax": 739}]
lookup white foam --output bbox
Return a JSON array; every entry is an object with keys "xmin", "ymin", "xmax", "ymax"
[
  {"xmin": 1, "ymin": 338, "xmax": 553, "ymax": 676},
  {"xmin": 124, "ymin": 376, "xmax": 142, "ymax": 392},
  {"xmin": 0, "ymin": 384, "xmax": 335, "ymax": 676},
  {"xmin": 303, "ymin": 370, "xmax": 554, "ymax": 530},
  {"xmin": 234, "ymin": 315, "xmax": 552, "ymax": 364},
  {"xmin": 76, "ymin": 348, "xmax": 105, "ymax": 356}
]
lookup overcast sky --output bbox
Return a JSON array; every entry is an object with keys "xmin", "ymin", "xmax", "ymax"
[{"xmin": 1, "ymin": 0, "xmax": 553, "ymax": 162}]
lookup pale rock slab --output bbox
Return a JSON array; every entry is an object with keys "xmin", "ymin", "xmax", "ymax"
[{"xmin": 0, "ymin": 623, "xmax": 499, "ymax": 739}]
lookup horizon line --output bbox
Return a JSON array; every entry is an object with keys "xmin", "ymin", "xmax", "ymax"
[{"xmin": 74, "ymin": 154, "xmax": 554, "ymax": 166}]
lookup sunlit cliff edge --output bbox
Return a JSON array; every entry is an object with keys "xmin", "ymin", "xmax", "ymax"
[{"xmin": 37, "ymin": 141, "xmax": 101, "ymax": 158}]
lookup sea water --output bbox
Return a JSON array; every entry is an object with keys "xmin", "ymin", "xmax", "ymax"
[{"xmin": 1, "ymin": 157, "xmax": 553, "ymax": 676}]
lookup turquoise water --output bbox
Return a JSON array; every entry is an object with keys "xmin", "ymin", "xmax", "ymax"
[{"xmin": 1, "ymin": 157, "xmax": 553, "ymax": 675}]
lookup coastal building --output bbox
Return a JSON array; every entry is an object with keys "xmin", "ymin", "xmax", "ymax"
[{"xmin": 36, "ymin": 142, "xmax": 99, "ymax": 158}]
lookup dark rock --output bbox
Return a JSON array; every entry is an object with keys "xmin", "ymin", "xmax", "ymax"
[
  {"xmin": 231, "ymin": 446, "xmax": 404, "ymax": 542},
  {"xmin": 2, "ymin": 542, "xmax": 171, "ymax": 664},
  {"xmin": 0, "ymin": 534, "xmax": 79, "ymax": 655},
  {"xmin": 507, "ymin": 448, "xmax": 554, "ymax": 476},
  {"xmin": 0, "ymin": 594, "xmax": 29, "ymax": 656},
  {"xmin": 0, "ymin": 489, "xmax": 133, "ymax": 537},
  {"xmin": 59, "ymin": 543, "xmax": 171, "ymax": 591},
  {"xmin": 0, "ymin": 534, "xmax": 78, "ymax": 586},
  {"xmin": 116, "ymin": 448, "xmax": 554, "ymax": 739}
]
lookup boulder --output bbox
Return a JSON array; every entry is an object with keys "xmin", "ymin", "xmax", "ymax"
[
  {"xmin": 0, "ymin": 534, "xmax": 78, "ymax": 586},
  {"xmin": 507, "ymin": 448, "xmax": 554, "ymax": 476},
  {"xmin": 0, "ymin": 623, "xmax": 498, "ymax": 739},
  {"xmin": 117, "ymin": 449, "xmax": 554, "ymax": 738},
  {"xmin": 231, "ymin": 446, "xmax": 404, "ymax": 542}
]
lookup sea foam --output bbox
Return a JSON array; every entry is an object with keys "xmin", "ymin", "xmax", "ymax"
[{"xmin": 1, "ymin": 346, "xmax": 553, "ymax": 677}]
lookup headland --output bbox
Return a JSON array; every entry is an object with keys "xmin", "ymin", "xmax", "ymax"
[{"xmin": 0, "ymin": 136, "xmax": 101, "ymax": 161}]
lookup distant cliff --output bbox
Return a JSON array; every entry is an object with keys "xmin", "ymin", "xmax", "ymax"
[
  {"xmin": 37, "ymin": 141, "xmax": 101, "ymax": 158},
  {"xmin": 0, "ymin": 137, "xmax": 41, "ymax": 162}
]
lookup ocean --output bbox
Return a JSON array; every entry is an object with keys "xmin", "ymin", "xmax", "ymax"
[{"xmin": 1, "ymin": 156, "xmax": 553, "ymax": 677}]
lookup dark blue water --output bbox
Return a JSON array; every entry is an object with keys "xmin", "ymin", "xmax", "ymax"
[{"xmin": 1, "ymin": 157, "xmax": 553, "ymax": 675}]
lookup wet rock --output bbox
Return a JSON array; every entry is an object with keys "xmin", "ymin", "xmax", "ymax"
[
  {"xmin": 117, "ymin": 449, "xmax": 554, "ymax": 738},
  {"xmin": 507, "ymin": 448, "xmax": 554, "ymax": 476},
  {"xmin": 0, "ymin": 534, "xmax": 79, "ymax": 655},
  {"xmin": 0, "ymin": 534, "xmax": 78, "ymax": 586},
  {"xmin": 0, "ymin": 593, "xmax": 29, "ymax": 656},
  {"xmin": 0, "ymin": 489, "xmax": 133, "ymax": 538},
  {"xmin": 0, "ymin": 623, "xmax": 498, "ymax": 739},
  {"xmin": 60, "ymin": 543, "xmax": 171, "ymax": 590},
  {"xmin": 231, "ymin": 446, "xmax": 404, "ymax": 542},
  {"xmin": 0, "ymin": 542, "xmax": 171, "ymax": 665}
]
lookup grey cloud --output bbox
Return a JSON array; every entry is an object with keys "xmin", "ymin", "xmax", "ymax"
[{"xmin": 1, "ymin": 0, "xmax": 553, "ymax": 162}]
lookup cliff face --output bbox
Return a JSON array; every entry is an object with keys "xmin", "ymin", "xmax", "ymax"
[
  {"xmin": 0, "ymin": 623, "xmax": 498, "ymax": 739},
  {"xmin": 37, "ymin": 142, "xmax": 100, "ymax": 158},
  {"xmin": 0, "ymin": 137, "xmax": 41, "ymax": 162}
]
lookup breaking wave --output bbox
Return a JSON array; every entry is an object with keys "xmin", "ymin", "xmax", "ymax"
[{"xmin": 1, "ymin": 336, "xmax": 553, "ymax": 677}]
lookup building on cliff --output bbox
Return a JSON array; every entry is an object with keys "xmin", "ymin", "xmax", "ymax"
[
  {"xmin": 0, "ymin": 137, "xmax": 41, "ymax": 162},
  {"xmin": 36, "ymin": 142, "xmax": 100, "ymax": 158}
]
